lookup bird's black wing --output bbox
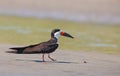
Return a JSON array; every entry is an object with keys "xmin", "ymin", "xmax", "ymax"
[
  {"xmin": 8, "ymin": 43, "xmax": 40, "ymax": 54},
  {"xmin": 8, "ymin": 41, "xmax": 58, "ymax": 54},
  {"xmin": 23, "ymin": 43, "xmax": 58, "ymax": 54}
]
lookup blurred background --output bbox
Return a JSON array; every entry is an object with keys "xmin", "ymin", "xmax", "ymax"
[
  {"xmin": 0, "ymin": 0, "xmax": 120, "ymax": 23},
  {"xmin": 0, "ymin": 0, "xmax": 120, "ymax": 54}
]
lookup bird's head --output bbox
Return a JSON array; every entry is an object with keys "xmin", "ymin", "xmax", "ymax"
[{"xmin": 51, "ymin": 29, "xmax": 74, "ymax": 39}]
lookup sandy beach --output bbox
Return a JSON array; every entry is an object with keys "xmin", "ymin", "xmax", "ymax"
[{"xmin": 0, "ymin": 44, "xmax": 120, "ymax": 76}]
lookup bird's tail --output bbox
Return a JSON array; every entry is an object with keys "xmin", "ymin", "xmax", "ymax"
[
  {"xmin": 6, "ymin": 47, "xmax": 25, "ymax": 54},
  {"xmin": 6, "ymin": 50, "xmax": 17, "ymax": 53}
]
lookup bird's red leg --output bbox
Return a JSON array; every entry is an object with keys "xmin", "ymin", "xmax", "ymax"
[
  {"xmin": 42, "ymin": 54, "xmax": 45, "ymax": 62},
  {"xmin": 48, "ymin": 54, "xmax": 56, "ymax": 61}
]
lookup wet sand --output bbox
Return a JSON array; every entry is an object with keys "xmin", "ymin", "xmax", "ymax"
[{"xmin": 0, "ymin": 44, "xmax": 120, "ymax": 76}]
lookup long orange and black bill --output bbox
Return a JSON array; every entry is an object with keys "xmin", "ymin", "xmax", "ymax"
[{"xmin": 60, "ymin": 31, "xmax": 74, "ymax": 38}]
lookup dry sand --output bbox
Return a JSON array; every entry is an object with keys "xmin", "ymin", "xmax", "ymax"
[{"xmin": 0, "ymin": 44, "xmax": 120, "ymax": 76}]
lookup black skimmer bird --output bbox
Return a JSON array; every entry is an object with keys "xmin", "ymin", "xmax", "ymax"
[{"xmin": 7, "ymin": 29, "xmax": 74, "ymax": 62}]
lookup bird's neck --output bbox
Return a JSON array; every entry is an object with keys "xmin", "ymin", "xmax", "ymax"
[{"xmin": 49, "ymin": 37, "xmax": 58, "ymax": 43}]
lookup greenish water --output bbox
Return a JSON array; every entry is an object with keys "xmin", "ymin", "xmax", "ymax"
[{"xmin": 0, "ymin": 15, "xmax": 120, "ymax": 54}]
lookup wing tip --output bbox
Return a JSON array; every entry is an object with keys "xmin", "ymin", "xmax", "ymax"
[
  {"xmin": 6, "ymin": 47, "xmax": 19, "ymax": 53},
  {"xmin": 9, "ymin": 47, "xmax": 17, "ymax": 50}
]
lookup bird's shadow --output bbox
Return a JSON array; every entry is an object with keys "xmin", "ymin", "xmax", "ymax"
[{"xmin": 15, "ymin": 59, "xmax": 78, "ymax": 64}]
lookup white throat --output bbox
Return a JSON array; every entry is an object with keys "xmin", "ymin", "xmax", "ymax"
[{"xmin": 54, "ymin": 31, "xmax": 61, "ymax": 39}]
